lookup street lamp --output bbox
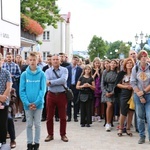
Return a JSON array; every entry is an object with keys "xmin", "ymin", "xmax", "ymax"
[{"xmin": 135, "ymin": 31, "xmax": 148, "ymax": 50}]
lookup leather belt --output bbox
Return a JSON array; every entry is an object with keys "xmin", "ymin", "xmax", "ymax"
[{"xmin": 48, "ymin": 91, "xmax": 65, "ymax": 95}]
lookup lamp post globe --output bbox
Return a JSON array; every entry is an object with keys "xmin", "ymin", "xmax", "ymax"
[{"xmin": 134, "ymin": 31, "xmax": 148, "ymax": 50}]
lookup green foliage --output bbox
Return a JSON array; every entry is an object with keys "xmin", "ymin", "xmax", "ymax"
[
  {"xmin": 87, "ymin": 35, "xmax": 107, "ymax": 61},
  {"xmin": 119, "ymin": 43, "xmax": 130, "ymax": 58},
  {"xmin": 21, "ymin": 0, "xmax": 61, "ymax": 28},
  {"xmin": 106, "ymin": 41, "xmax": 130, "ymax": 59},
  {"xmin": 36, "ymin": 40, "xmax": 43, "ymax": 45}
]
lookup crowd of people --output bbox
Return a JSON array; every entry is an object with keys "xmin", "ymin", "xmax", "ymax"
[{"xmin": 0, "ymin": 49, "xmax": 150, "ymax": 150}]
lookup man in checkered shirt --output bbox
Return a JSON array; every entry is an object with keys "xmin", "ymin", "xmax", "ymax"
[{"xmin": 2, "ymin": 52, "xmax": 21, "ymax": 118}]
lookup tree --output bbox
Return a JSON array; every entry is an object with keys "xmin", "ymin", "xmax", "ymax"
[
  {"xmin": 21, "ymin": 0, "xmax": 61, "ymax": 28},
  {"xmin": 106, "ymin": 41, "xmax": 130, "ymax": 59},
  {"xmin": 119, "ymin": 43, "xmax": 130, "ymax": 58},
  {"xmin": 87, "ymin": 35, "xmax": 107, "ymax": 61},
  {"xmin": 106, "ymin": 41, "xmax": 123, "ymax": 59}
]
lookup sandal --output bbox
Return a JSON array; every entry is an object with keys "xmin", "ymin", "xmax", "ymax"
[
  {"xmin": 117, "ymin": 129, "xmax": 123, "ymax": 137},
  {"xmin": 126, "ymin": 129, "xmax": 133, "ymax": 137}
]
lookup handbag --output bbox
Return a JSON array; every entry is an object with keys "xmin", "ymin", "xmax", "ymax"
[
  {"xmin": 65, "ymin": 88, "xmax": 74, "ymax": 101},
  {"xmin": 127, "ymin": 95, "xmax": 135, "ymax": 110},
  {"xmin": 53, "ymin": 70, "xmax": 74, "ymax": 101},
  {"xmin": 79, "ymin": 93, "xmax": 89, "ymax": 102}
]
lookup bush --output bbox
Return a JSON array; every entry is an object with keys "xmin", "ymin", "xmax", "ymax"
[{"xmin": 21, "ymin": 14, "xmax": 44, "ymax": 36}]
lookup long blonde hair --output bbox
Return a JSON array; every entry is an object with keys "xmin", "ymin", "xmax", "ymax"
[
  {"xmin": 82, "ymin": 64, "xmax": 92, "ymax": 77},
  {"xmin": 92, "ymin": 57, "xmax": 101, "ymax": 69}
]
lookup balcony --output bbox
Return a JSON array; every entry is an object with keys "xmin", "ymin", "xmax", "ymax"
[
  {"xmin": 21, "ymin": 29, "xmax": 36, "ymax": 41},
  {"xmin": 21, "ymin": 29, "xmax": 37, "ymax": 47}
]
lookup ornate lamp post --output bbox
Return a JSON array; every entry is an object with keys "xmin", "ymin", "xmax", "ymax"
[{"xmin": 135, "ymin": 31, "xmax": 148, "ymax": 50}]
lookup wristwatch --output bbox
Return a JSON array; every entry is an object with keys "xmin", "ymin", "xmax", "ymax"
[
  {"xmin": 139, "ymin": 96, "xmax": 144, "ymax": 99},
  {"xmin": 143, "ymin": 90, "xmax": 146, "ymax": 95}
]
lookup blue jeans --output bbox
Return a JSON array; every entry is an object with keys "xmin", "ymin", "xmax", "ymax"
[
  {"xmin": 25, "ymin": 109, "xmax": 42, "ymax": 144},
  {"xmin": 134, "ymin": 93, "xmax": 150, "ymax": 140}
]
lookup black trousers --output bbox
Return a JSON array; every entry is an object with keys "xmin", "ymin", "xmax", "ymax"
[
  {"xmin": 67, "ymin": 85, "xmax": 79, "ymax": 119},
  {"xmin": 42, "ymin": 91, "xmax": 47, "ymax": 119},
  {"xmin": 0, "ymin": 106, "xmax": 8, "ymax": 143},
  {"xmin": 8, "ymin": 114, "xmax": 16, "ymax": 141},
  {"xmin": 80, "ymin": 99, "xmax": 92, "ymax": 125}
]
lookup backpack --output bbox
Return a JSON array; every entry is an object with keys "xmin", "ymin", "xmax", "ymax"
[{"xmin": 135, "ymin": 64, "xmax": 150, "ymax": 72}]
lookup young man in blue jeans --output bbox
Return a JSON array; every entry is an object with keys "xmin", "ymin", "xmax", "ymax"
[{"xmin": 19, "ymin": 52, "xmax": 46, "ymax": 150}]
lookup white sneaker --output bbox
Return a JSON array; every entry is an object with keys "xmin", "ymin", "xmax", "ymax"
[
  {"xmin": 18, "ymin": 113, "xmax": 22, "ymax": 118},
  {"xmin": 92, "ymin": 116, "xmax": 95, "ymax": 122},
  {"xmin": 15, "ymin": 113, "xmax": 19, "ymax": 119},
  {"xmin": 105, "ymin": 124, "xmax": 111, "ymax": 132},
  {"xmin": 97, "ymin": 116, "xmax": 102, "ymax": 122}
]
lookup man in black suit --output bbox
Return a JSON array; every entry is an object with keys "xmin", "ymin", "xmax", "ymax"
[
  {"xmin": 59, "ymin": 53, "xmax": 70, "ymax": 67},
  {"xmin": 41, "ymin": 54, "xmax": 52, "ymax": 121},
  {"xmin": 66, "ymin": 56, "xmax": 82, "ymax": 122}
]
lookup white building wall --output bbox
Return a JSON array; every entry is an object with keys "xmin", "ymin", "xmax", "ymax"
[
  {"xmin": 0, "ymin": 0, "xmax": 20, "ymax": 47},
  {"xmin": 36, "ymin": 21, "xmax": 66, "ymax": 55},
  {"xmin": 21, "ymin": 14, "xmax": 73, "ymax": 61}
]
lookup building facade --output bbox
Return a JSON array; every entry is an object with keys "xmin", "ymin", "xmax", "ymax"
[
  {"xmin": 21, "ymin": 12, "xmax": 73, "ymax": 61},
  {"xmin": 0, "ymin": 0, "xmax": 20, "ymax": 57}
]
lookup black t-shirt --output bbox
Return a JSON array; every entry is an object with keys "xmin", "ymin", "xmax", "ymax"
[
  {"xmin": 91, "ymin": 68, "xmax": 101, "ymax": 79},
  {"xmin": 78, "ymin": 76, "xmax": 94, "ymax": 94}
]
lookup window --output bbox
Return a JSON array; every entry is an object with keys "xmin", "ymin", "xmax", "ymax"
[
  {"xmin": 43, "ymin": 52, "xmax": 50, "ymax": 60},
  {"xmin": 43, "ymin": 32, "xmax": 46, "ymax": 40},
  {"xmin": 43, "ymin": 31, "xmax": 50, "ymax": 40},
  {"xmin": 47, "ymin": 31, "xmax": 50, "ymax": 40},
  {"xmin": 24, "ymin": 52, "xmax": 27, "ymax": 60},
  {"xmin": 43, "ymin": 52, "xmax": 46, "ymax": 60}
]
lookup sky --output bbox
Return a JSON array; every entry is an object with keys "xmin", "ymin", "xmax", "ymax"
[{"xmin": 57, "ymin": 0, "xmax": 150, "ymax": 51}]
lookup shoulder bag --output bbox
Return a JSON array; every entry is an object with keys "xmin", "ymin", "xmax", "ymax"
[
  {"xmin": 53, "ymin": 70, "xmax": 74, "ymax": 102},
  {"xmin": 79, "ymin": 93, "xmax": 89, "ymax": 102}
]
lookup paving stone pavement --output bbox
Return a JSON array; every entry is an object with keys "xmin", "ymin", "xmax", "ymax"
[{"xmin": 12, "ymin": 118, "xmax": 150, "ymax": 150}]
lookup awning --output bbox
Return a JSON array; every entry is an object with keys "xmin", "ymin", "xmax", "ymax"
[{"xmin": 0, "ymin": 44, "xmax": 20, "ymax": 49}]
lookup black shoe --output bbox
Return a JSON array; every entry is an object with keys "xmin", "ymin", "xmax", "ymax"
[
  {"xmin": 81, "ymin": 124, "xmax": 85, "ymax": 127},
  {"xmin": 74, "ymin": 119, "xmax": 78, "ymax": 122},
  {"xmin": 22, "ymin": 117, "xmax": 26, "ymax": 122},
  {"xmin": 55, "ymin": 118, "xmax": 59, "ymax": 122},
  {"xmin": 41, "ymin": 117, "xmax": 46, "ymax": 122},
  {"xmin": 67, "ymin": 118, "xmax": 71, "ymax": 122},
  {"xmin": 27, "ymin": 144, "xmax": 33, "ymax": 150},
  {"xmin": 33, "ymin": 143, "xmax": 39, "ymax": 150},
  {"xmin": 136, "ymin": 129, "xmax": 139, "ymax": 133},
  {"xmin": 86, "ymin": 124, "xmax": 90, "ymax": 127}
]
